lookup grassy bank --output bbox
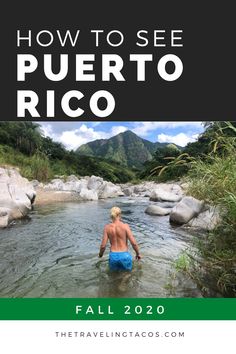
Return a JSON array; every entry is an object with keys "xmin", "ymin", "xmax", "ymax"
[
  {"xmin": 183, "ymin": 138, "xmax": 236, "ymax": 296},
  {"xmin": 0, "ymin": 144, "xmax": 136, "ymax": 183}
]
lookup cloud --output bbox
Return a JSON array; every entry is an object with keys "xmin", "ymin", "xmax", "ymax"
[
  {"xmin": 39, "ymin": 121, "xmax": 203, "ymax": 151},
  {"xmin": 40, "ymin": 123, "xmax": 54, "ymax": 137},
  {"xmin": 111, "ymin": 125, "xmax": 128, "ymax": 135},
  {"xmin": 157, "ymin": 132, "xmax": 199, "ymax": 147},
  {"xmin": 40, "ymin": 123, "xmax": 128, "ymax": 150},
  {"xmin": 57, "ymin": 125, "xmax": 108, "ymax": 150},
  {"xmin": 132, "ymin": 122, "xmax": 203, "ymax": 137}
]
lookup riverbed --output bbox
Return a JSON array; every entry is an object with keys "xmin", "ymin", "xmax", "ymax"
[{"xmin": 0, "ymin": 197, "xmax": 202, "ymax": 298}]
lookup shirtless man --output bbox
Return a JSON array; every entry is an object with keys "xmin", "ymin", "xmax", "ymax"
[{"xmin": 99, "ymin": 206, "xmax": 141, "ymax": 271}]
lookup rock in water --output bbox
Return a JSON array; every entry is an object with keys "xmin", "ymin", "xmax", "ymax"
[
  {"xmin": 98, "ymin": 182, "xmax": 124, "ymax": 199},
  {"xmin": 149, "ymin": 183, "xmax": 183, "ymax": 202},
  {"xmin": 122, "ymin": 187, "xmax": 134, "ymax": 196},
  {"xmin": 80, "ymin": 188, "xmax": 98, "ymax": 201},
  {"xmin": 0, "ymin": 207, "xmax": 11, "ymax": 228},
  {"xmin": 87, "ymin": 175, "xmax": 103, "ymax": 191},
  {"xmin": 169, "ymin": 196, "xmax": 204, "ymax": 225},
  {"xmin": 186, "ymin": 206, "xmax": 221, "ymax": 231},
  {"xmin": 145, "ymin": 205, "xmax": 172, "ymax": 216},
  {"xmin": 0, "ymin": 167, "xmax": 36, "ymax": 227},
  {"xmin": 155, "ymin": 201, "xmax": 177, "ymax": 208},
  {"xmin": 150, "ymin": 189, "xmax": 182, "ymax": 202}
]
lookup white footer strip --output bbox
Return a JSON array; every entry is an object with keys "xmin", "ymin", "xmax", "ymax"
[{"xmin": 0, "ymin": 320, "xmax": 235, "ymax": 354}]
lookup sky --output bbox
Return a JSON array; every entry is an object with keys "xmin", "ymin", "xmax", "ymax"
[{"xmin": 38, "ymin": 121, "xmax": 205, "ymax": 151}]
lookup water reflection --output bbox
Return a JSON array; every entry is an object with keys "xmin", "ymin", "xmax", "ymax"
[
  {"xmin": 96, "ymin": 257, "xmax": 143, "ymax": 298},
  {"xmin": 0, "ymin": 197, "xmax": 201, "ymax": 298}
]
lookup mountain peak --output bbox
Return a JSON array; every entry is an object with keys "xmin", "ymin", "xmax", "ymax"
[
  {"xmin": 76, "ymin": 129, "xmax": 166, "ymax": 168},
  {"xmin": 119, "ymin": 129, "xmax": 136, "ymax": 136},
  {"xmin": 114, "ymin": 129, "xmax": 139, "ymax": 140}
]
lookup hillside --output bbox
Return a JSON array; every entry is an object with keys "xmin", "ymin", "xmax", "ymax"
[
  {"xmin": 77, "ymin": 130, "xmax": 168, "ymax": 168},
  {"xmin": 0, "ymin": 122, "xmax": 136, "ymax": 183}
]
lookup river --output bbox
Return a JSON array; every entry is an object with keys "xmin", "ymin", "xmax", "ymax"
[{"xmin": 0, "ymin": 197, "xmax": 202, "ymax": 298}]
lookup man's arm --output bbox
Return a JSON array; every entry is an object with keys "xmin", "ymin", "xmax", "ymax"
[
  {"xmin": 99, "ymin": 225, "xmax": 109, "ymax": 257},
  {"xmin": 126, "ymin": 224, "xmax": 141, "ymax": 260}
]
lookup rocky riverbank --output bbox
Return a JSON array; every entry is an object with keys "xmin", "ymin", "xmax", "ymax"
[
  {"xmin": 0, "ymin": 167, "xmax": 221, "ymax": 230},
  {"xmin": 123, "ymin": 180, "xmax": 221, "ymax": 231},
  {"xmin": 30, "ymin": 177, "xmax": 223, "ymax": 231},
  {"xmin": 33, "ymin": 175, "xmax": 124, "ymax": 205},
  {"xmin": 0, "ymin": 167, "xmax": 36, "ymax": 228}
]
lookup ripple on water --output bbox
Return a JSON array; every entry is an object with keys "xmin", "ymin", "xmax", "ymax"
[{"xmin": 0, "ymin": 198, "xmax": 202, "ymax": 298}]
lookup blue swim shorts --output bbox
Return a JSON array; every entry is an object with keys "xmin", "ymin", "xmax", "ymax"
[{"xmin": 109, "ymin": 251, "xmax": 132, "ymax": 271}]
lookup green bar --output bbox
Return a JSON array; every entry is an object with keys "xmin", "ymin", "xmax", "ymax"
[{"xmin": 0, "ymin": 298, "xmax": 235, "ymax": 320}]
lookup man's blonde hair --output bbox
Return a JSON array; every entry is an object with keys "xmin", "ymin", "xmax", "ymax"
[{"xmin": 110, "ymin": 206, "xmax": 121, "ymax": 220}]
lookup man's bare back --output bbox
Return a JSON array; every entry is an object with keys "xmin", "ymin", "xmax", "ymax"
[
  {"xmin": 104, "ymin": 220, "xmax": 137, "ymax": 252},
  {"xmin": 99, "ymin": 207, "xmax": 141, "ymax": 268}
]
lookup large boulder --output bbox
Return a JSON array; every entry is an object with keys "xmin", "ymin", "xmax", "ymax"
[
  {"xmin": 44, "ymin": 178, "xmax": 64, "ymax": 191},
  {"xmin": 66, "ymin": 175, "xmax": 79, "ymax": 183},
  {"xmin": 123, "ymin": 187, "xmax": 134, "ymax": 196},
  {"xmin": 0, "ymin": 207, "xmax": 11, "ymax": 228},
  {"xmin": 0, "ymin": 167, "xmax": 36, "ymax": 227},
  {"xmin": 87, "ymin": 175, "xmax": 103, "ymax": 191},
  {"xmin": 186, "ymin": 206, "xmax": 221, "ymax": 231},
  {"xmin": 133, "ymin": 184, "xmax": 148, "ymax": 194},
  {"xmin": 145, "ymin": 205, "xmax": 172, "ymax": 216},
  {"xmin": 150, "ymin": 189, "xmax": 182, "ymax": 202},
  {"xmin": 98, "ymin": 182, "xmax": 124, "ymax": 199},
  {"xmin": 31, "ymin": 179, "xmax": 40, "ymax": 188},
  {"xmin": 80, "ymin": 188, "xmax": 98, "ymax": 201},
  {"xmin": 149, "ymin": 183, "xmax": 183, "ymax": 202},
  {"xmin": 170, "ymin": 196, "xmax": 204, "ymax": 225},
  {"xmin": 120, "ymin": 182, "xmax": 182, "ymax": 199},
  {"xmin": 120, "ymin": 181, "xmax": 157, "ymax": 197},
  {"xmin": 156, "ymin": 201, "xmax": 177, "ymax": 208},
  {"xmin": 44, "ymin": 177, "xmax": 86, "ymax": 193},
  {"xmin": 62, "ymin": 181, "xmax": 82, "ymax": 192}
]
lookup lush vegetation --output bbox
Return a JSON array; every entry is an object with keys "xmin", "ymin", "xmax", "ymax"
[
  {"xmin": 153, "ymin": 122, "xmax": 236, "ymax": 297},
  {"xmin": 140, "ymin": 122, "xmax": 236, "ymax": 182},
  {"xmin": 0, "ymin": 122, "xmax": 135, "ymax": 183},
  {"xmin": 139, "ymin": 143, "xmax": 184, "ymax": 181},
  {"xmin": 184, "ymin": 123, "xmax": 236, "ymax": 297},
  {"xmin": 77, "ymin": 129, "xmax": 168, "ymax": 168},
  {"xmin": 1, "ymin": 121, "xmax": 235, "ymax": 296}
]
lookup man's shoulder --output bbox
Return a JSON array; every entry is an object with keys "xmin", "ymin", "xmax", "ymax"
[
  {"xmin": 104, "ymin": 222, "xmax": 129, "ymax": 229},
  {"xmin": 104, "ymin": 223, "xmax": 113, "ymax": 230},
  {"xmin": 121, "ymin": 222, "xmax": 129, "ymax": 229}
]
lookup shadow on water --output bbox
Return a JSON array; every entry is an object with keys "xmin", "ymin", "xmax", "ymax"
[
  {"xmin": 0, "ymin": 197, "xmax": 203, "ymax": 298},
  {"xmin": 95, "ymin": 258, "xmax": 143, "ymax": 298}
]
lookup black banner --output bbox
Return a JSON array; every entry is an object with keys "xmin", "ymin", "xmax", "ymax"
[{"xmin": 1, "ymin": 3, "xmax": 235, "ymax": 121}]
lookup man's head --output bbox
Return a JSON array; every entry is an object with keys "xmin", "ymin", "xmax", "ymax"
[{"xmin": 110, "ymin": 206, "xmax": 121, "ymax": 221}]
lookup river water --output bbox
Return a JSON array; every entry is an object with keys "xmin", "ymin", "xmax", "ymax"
[{"xmin": 0, "ymin": 197, "xmax": 202, "ymax": 298}]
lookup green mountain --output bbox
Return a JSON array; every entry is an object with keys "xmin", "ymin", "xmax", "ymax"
[
  {"xmin": 0, "ymin": 122, "xmax": 136, "ymax": 183},
  {"xmin": 76, "ymin": 130, "xmax": 169, "ymax": 168}
]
